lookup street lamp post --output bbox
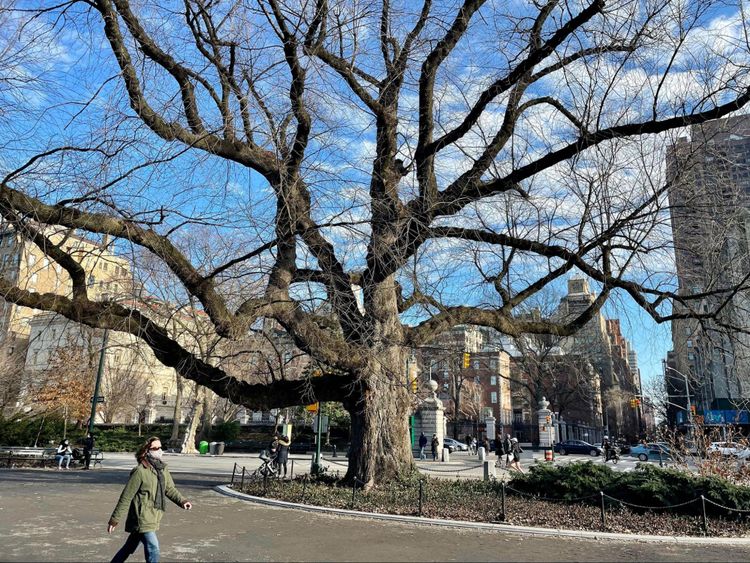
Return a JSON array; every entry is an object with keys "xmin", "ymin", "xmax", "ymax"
[{"xmin": 88, "ymin": 329, "xmax": 109, "ymax": 435}]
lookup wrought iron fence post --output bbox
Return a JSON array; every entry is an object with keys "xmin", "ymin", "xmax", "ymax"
[
  {"xmin": 231, "ymin": 462, "xmax": 237, "ymax": 486},
  {"xmin": 240, "ymin": 466, "xmax": 245, "ymax": 489},
  {"xmin": 302, "ymin": 474, "xmax": 308, "ymax": 503},
  {"xmin": 600, "ymin": 491, "xmax": 606, "ymax": 528},
  {"xmin": 501, "ymin": 482, "xmax": 506, "ymax": 522},
  {"xmin": 351, "ymin": 478, "xmax": 357, "ymax": 508},
  {"xmin": 290, "ymin": 460, "xmax": 294, "ymax": 480},
  {"xmin": 263, "ymin": 471, "xmax": 269, "ymax": 495},
  {"xmin": 418, "ymin": 479, "xmax": 424, "ymax": 517},
  {"xmin": 701, "ymin": 495, "xmax": 708, "ymax": 534}
]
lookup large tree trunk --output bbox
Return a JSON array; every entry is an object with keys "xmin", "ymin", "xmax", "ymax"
[
  {"xmin": 343, "ymin": 280, "xmax": 414, "ymax": 488},
  {"xmin": 180, "ymin": 386, "xmax": 206, "ymax": 454},
  {"xmin": 344, "ymin": 361, "xmax": 414, "ymax": 489}
]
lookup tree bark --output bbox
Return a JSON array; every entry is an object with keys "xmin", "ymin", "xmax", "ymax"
[
  {"xmin": 343, "ymin": 277, "xmax": 415, "ymax": 488},
  {"xmin": 344, "ymin": 366, "xmax": 414, "ymax": 489},
  {"xmin": 180, "ymin": 386, "xmax": 206, "ymax": 454},
  {"xmin": 170, "ymin": 375, "xmax": 183, "ymax": 443}
]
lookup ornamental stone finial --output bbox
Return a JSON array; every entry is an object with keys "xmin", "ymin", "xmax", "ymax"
[{"xmin": 539, "ymin": 396, "xmax": 550, "ymax": 410}]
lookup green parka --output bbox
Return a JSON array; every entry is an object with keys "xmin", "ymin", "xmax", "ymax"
[{"xmin": 109, "ymin": 462, "xmax": 187, "ymax": 533}]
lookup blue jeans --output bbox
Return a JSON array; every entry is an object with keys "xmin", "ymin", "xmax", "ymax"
[
  {"xmin": 111, "ymin": 531, "xmax": 160, "ymax": 563},
  {"xmin": 55, "ymin": 454, "xmax": 71, "ymax": 468}
]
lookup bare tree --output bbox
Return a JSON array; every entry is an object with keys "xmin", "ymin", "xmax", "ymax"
[{"xmin": 1, "ymin": 1, "xmax": 750, "ymax": 486}]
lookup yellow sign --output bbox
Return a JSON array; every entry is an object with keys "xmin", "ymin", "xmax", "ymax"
[{"xmin": 463, "ymin": 353, "xmax": 471, "ymax": 369}]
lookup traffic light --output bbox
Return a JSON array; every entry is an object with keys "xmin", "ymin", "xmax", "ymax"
[{"xmin": 463, "ymin": 352, "xmax": 470, "ymax": 369}]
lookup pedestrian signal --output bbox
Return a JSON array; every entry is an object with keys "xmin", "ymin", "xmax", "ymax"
[{"xmin": 463, "ymin": 352, "xmax": 470, "ymax": 369}]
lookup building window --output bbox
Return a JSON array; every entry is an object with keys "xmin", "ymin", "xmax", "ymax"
[
  {"xmin": 688, "ymin": 353, "xmax": 695, "ymax": 361},
  {"xmin": 474, "ymin": 375, "xmax": 480, "ymax": 384},
  {"xmin": 490, "ymin": 376, "xmax": 497, "ymax": 385},
  {"xmin": 472, "ymin": 360, "xmax": 480, "ymax": 369},
  {"xmin": 30, "ymin": 273, "xmax": 38, "ymax": 285},
  {"xmin": 491, "ymin": 392, "xmax": 497, "ymax": 404},
  {"xmin": 42, "ymin": 258, "xmax": 49, "ymax": 267},
  {"xmin": 687, "ymin": 340, "xmax": 693, "ymax": 348},
  {"xmin": 88, "ymin": 275, "xmax": 96, "ymax": 287},
  {"xmin": 27, "ymin": 254, "xmax": 36, "ymax": 267}
]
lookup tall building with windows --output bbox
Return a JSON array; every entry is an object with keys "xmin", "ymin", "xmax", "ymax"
[
  {"xmin": 0, "ymin": 225, "xmax": 133, "ymax": 410},
  {"xmin": 667, "ymin": 115, "xmax": 750, "ymax": 421}
]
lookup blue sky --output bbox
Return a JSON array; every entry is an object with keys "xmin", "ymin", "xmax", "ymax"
[{"xmin": 2, "ymin": 1, "xmax": 747, "ymax": 397}]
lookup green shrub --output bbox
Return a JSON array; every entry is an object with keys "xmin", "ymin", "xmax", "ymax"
[
  {"xmin": 0, "ymin": 415, "xmax": 66, "ymax": 447},
  {"xmin": 509, "ymin": 461, "xmax": 750, "ymax": 517},
  {"xmin": 212, "ymin": 421, "xmax": 240, "ymax": 441}
]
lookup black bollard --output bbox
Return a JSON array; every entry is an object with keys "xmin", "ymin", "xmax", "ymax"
[
  {"xmin": 351, "ymin": 478, "xmax": 357, "ymax": 508},
  {"xmin": 501, "ymin": 482, "xmax": 506, "ymax": 522},
  {"xmin": 231, "ymin": 462, "xmax": 237, "ymax": 486},
  {"xmin": 332, "ymin": 444, "xmax": 337, "ymax": 458},
  {"xmin": 600, "ymin": 491, "xmax": 606, "ymax": 527},
  {"xmin": 418, "ymin": 480, "xmax": 424, "ymax": 517}
]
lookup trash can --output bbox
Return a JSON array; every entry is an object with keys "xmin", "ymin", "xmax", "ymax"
[
  {"xmin": 198, "ymin": 441, "xmax": 209, "ymax": 455},
  {"xmin": 209, "ymin": 441, "xmax": 218, "ymax": 455},
  {"xmin": 216, "ymin": 441, "xmax": 225, "ymax": 456}
]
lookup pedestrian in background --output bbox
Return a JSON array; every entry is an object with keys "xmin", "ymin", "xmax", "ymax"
[
  {"xmin": 418, "ymin": 432, "xmax": 428, "ymax": 460},
  {"xmin": 431, "ymin": 434, "xmax": 439, "ymax": 461},
  {"xmin": 503, "ymin": 434, "xmax": 512, "ymax": 468},
  {"xmin": 108, "ymin": 437, "xmax": 192, "ymax": 563},
  {"xmin": 83, "ymin": 432, "xmax": 95, "ymax": 470},
  {"xmin": 496, "ymin": 436, "xmax": 506, "ymax": 468},
  {"xmin": 483, "ymin": 437, "xmax": 490, "ymax": 455},
  {"xmin": 509, "ymin": 437, "xmax": 524, "ymax": 473},
  {"xmin": 55, "ymin": 439, "xmax": 72, "ymax": 470},
  {"xmin": 276, "ymin": 435, "xmax": 291, "ymax": 478},
  {"xmin": 470, "ymin": 437, "xmax": 477, "ymax": 455}
]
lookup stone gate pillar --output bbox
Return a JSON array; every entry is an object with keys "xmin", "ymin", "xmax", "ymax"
[
  {"xmin": 537, "ymin": 397, "xmax": 555, "ymax": 459},
  {"xmin": 414, "ymin": 380, "xmax": 445, "ymax": 459}
]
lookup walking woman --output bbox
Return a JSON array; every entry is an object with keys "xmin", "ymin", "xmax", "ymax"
[
  {"xmin": 108, "ymin": 437, "xmax": 192, "ymax": 562},
  {"xmin": 509, "ymin": 437, "xmax": 524, "ymax": 473}
]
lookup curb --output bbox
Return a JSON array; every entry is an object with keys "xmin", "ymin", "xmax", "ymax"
[{"xmin": 214, "ymin": 484, "xmax": 750, "ymax": 545}]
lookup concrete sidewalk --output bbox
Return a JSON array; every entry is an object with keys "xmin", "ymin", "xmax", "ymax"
[{"xmin": 1, "ymin": 468, "xmax": 747, "ymax": 561}]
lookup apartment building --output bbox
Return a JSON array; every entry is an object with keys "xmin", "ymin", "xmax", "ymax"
[{"xmin": 667, "ymin": 115, "xmax": 750, "ymax": 424}]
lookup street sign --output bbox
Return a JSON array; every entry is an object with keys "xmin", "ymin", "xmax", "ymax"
[{"xmin": 90, "ymin": 396, "xmax": 105, "ymax": 403}]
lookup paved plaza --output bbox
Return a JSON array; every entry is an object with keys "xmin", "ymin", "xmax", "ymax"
[{"xmin": 1, "ymin": 459, "xmax": 749, "ymax": 562}]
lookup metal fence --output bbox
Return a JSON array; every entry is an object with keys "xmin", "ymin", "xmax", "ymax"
[{"xmin": 227, "ymin": 462, "xmax": 750, "ymax": 534}]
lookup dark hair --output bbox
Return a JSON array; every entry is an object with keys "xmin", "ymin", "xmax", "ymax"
[{"xmin": 136, "ymin": 436, "xmax": 161, "ymax": 463}]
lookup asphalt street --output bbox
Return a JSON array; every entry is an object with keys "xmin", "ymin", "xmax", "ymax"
[{"xmin": 1, "ymin": 463, "xmax": 748, "ymax": 562}]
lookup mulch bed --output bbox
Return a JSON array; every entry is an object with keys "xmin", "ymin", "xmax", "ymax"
[{"xmin": 233, "ymin": 477, "xmax": 750, "ymax": 538}]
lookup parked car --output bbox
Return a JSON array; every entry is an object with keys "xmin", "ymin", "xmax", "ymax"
[
  {"xmin": 442, "ymin": 438, "xmax": 469, "ymax": 452},
  {"xmin": 554, "ymin": 440, "xmax": 601, "ymax": 456},
  {"xmin": 707, "ymin": 442, "xmax": 750, "ymax": 457}
]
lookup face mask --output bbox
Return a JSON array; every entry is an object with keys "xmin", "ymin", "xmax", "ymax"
[{"xmin": 148, "ymin": 449, "xmax": 163, "ymax": 460}]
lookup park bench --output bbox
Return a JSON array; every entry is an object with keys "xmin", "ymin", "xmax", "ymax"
[
  {"xmin": 1, "ymin": 447, "xmax": 104, "ymax": 469},
  {"xmin": 1, "ymin": 447, "xmax": 53, "ymax": 468}
]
